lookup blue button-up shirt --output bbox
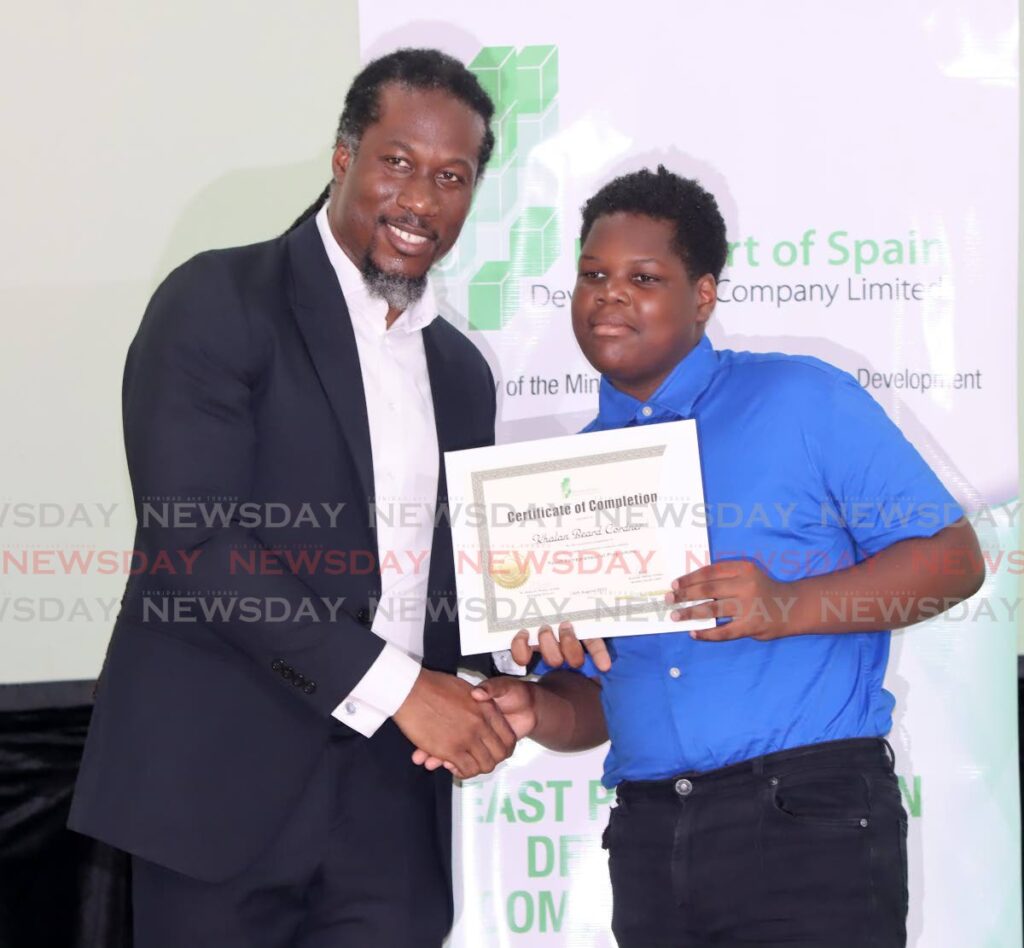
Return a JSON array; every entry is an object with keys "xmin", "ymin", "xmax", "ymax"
[{"xmin": 554, "ymin": 336, "xmax": 962, "ymax": 787}]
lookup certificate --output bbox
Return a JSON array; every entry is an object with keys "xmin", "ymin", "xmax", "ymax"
[{"xmin": 444, "ymin": 420, "xmax": 714, "ymax": 655}]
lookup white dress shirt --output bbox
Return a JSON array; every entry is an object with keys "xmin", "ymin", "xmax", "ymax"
[{"xmin": 316, "ymin": 206, "xmax": 439, "ymax": 737}]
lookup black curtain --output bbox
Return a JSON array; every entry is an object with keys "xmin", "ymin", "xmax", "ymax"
[{"xmin": 0, "ymin": 685, "xmax": 131, "ymax": 948}]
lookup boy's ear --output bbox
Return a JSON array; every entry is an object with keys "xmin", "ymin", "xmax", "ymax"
[{"xmin": 695, "ymin": 274, "xmax": 717, "ymax": 323}]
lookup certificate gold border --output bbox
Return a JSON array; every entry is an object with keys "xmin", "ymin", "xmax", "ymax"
[{"xmin": 471, "ymin": 446, "xmax": 666, "ymax": 633}]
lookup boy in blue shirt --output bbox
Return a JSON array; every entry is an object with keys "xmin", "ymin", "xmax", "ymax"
[{"xmin": 423, "ymin": 166, "xmax": 983, "ymax": 947}]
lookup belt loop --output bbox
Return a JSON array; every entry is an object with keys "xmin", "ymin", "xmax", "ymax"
[
  {"xmin": 752, "ymin": 754, "xmax": 765, "ymax": 776},
  {"xmin": 881, "ymin": 738, "xmax": 896, "ymax": 771}
]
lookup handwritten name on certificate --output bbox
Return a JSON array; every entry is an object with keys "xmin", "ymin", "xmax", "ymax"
[{"xmin": 444, "ymin": 421, "xmax": 713, "ymax": 654}]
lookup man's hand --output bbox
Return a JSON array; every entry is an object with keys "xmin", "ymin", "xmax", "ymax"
[
  {"xmin": 412, "ymin": 668, "xmax": 608, "ymax": 770},
  {"xmin": 393, "ymin": 668, "xmax": 517, "ymax": 779},
  {"xmin": 509, "ymin": 621, "xmax": 612, "ymax": 672},
  {"xmin": 412, "ymin": 677, "xmax": 539, "ymax": 776},
  {"xmin": 665, "ymin": 559, "xmax": 794, "ymax": 642}
]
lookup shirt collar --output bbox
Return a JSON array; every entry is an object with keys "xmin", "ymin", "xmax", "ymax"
[
  {"xmin": 595, "ymin": 335, "xmax": 719, "ymax": 426},
  {"xmin": 314, "ymin": 203, "xmax": 438, "ymax": 337}
]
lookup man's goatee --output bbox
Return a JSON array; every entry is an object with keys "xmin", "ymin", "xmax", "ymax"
[{"xmin": 360, "ymin": 255, "xmax": 428, "ymax": 312}]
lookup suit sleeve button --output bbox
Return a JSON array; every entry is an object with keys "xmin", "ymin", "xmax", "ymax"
[
  {"xmin": 303, "ymin": 682, "xmax": 317, "ymax": 695},
  {"xmin": 271, "ymin": 659, "xmax": 283, "ymax": 672},
  {"xmin": 282, "ymin": 667, "xmax": 294, "ymax": 681},
  {"xmin": 356, "ymin": 608, "xmax": 370, "ymax": 624},
  {"xmin": 293, "ymin": 673, "xmax": 306, "ymax": 687}
]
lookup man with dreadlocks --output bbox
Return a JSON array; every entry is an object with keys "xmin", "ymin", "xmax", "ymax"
[{"xmin": 70, "ymin": 49, "xmax": 515, "ymax": 947}]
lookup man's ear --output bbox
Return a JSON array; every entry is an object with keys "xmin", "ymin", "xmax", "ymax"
[
  {"xmin": 695, "ymin": 274, "xmax": 718, "ymax": 323},
  {"xmin": 331, "ymin": 141, "xmax": 353, "ymax": 184}
]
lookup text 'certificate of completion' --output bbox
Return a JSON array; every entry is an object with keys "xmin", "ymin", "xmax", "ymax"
[{"xmin": 444, "ymin": 420, "xmax": 713, "ymax": 654}]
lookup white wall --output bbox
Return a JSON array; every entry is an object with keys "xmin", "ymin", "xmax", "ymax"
[{"xmin": 0, "ymin": 2, "xmax": 361, "ymax": 682}]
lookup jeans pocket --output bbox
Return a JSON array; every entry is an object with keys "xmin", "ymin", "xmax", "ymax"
[
  {"xmin": 768, "ymin": 768, "xmax": 872, "ymax": 829},
  {"xmin": 602, "ymin": 799, "xmax": 629, "ymax": 850}
]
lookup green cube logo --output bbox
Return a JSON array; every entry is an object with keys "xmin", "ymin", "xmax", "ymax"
[
  {"xmin": 457, "ymin": 44, "xmax": 561, "ymax": 331},
  {"xmin": 510, "ymin": 207, "xmax": 559, "ymax": 277},
  {"xmin": 470, "ymin": 46, "xmax": 518, "ymax": 112},
  {"xmin": 515, "ymin": 46, "xmax": 558, "ymax": 114},
  {"xmin": 469, "ymin": 260, "xmax": 518, "ymax": 331},
  {"xmin": 490, "ymin": 100, "xmax": 519, "ymax": 169},
  {"xmin": 472, "ymin": 156, "xmax": 519, "ymax": 223},
  {"xmin": 516, "ymin": 102, "xmax": 559, "ymax": 160}
]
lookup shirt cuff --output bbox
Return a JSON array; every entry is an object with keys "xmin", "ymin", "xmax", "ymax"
[
  {"xmin": 331, "ymin": 644, "xmax": 421, "ymax": 738},
  {"xmin": 492, "ymin": 649, "xmax": 528, "ymax": 676}
]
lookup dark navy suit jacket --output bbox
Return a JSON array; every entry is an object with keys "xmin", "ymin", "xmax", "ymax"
[{"xmin": 68, "ymin": 216, "xmax": 496, "ymax": 882}]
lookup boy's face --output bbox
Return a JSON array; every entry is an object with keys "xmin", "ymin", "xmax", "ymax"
[{"xmin": 571, "ymin": 212, "xmax": 717, "ymax": 403}]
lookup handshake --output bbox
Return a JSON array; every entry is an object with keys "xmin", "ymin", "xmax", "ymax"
[
  {"xmin": 393, "ymin": 622, "xmax": 611, "ymax": 779},
  {"xmin": 391, "ymin": 558, "xmax": 792, "ymax": 776}
]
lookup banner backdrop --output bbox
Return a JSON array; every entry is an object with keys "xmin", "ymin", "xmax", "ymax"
[{"xmin": 360, "ymin": 4, "xmax": 1020, "ymax": 945}]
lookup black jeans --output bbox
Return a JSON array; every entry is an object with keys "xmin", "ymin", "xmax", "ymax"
[{"xmin": 604, "ymin": 738, "xmax": 908, "ymax": 948}]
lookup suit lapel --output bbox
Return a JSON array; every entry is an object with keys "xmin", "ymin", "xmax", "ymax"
[
  {"xmin": 421, "ymin": 322, "xmax": 458, "ymax": 668},
  {"xmin": 423, "ymin": 320, "xmax": 459, "ymax": 562},
  {"xmin": 422, "ymin": 321, "xmax": 463, "ymax": 462},
  {"xmin": 286, "ymin": 218, "xmax": 375, "ymax": 504}
]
